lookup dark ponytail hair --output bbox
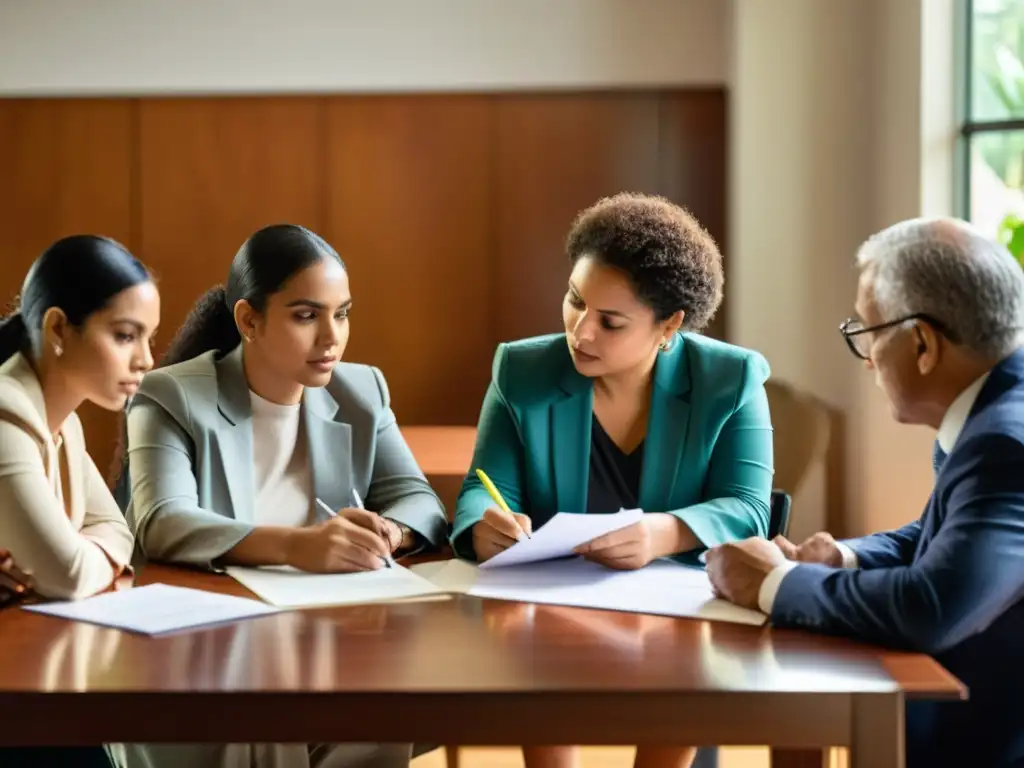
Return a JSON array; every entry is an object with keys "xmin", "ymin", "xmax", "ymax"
[
  {"xmin": 158, "ymin": 224, "xmax": 344, "ymax": 368},
  {"xmin": 0, "ymin": 235, "xmax": 149, "ymax": 367}
]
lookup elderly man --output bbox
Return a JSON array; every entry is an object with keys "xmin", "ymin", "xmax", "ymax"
[{"xmin": 706, "ymin": 217, "xmax": 1024, "ymax": 768}]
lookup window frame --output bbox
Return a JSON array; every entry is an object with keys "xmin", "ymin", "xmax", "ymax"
[{"xmin": 958, "ymin": 0, "xmax": 1024, "ymax": 218}]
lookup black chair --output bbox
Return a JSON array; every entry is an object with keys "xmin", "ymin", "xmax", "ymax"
[{"xmin": 767, "ymin": 489, "xmax": 792, "ymax": 539}]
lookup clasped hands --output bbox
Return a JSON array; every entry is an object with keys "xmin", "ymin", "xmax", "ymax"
[
  {"xmin": 286, "ymin": 508, "xmax": 405, "ymax": 573},
  {"xmin": 705, "ymin": 531, "xmax": 846, "ymax": 611},
  {"xmin": 472, "ymin": 507, "xmax": 698, "ymax": 570},
  {"xmin": 0, "ymin": 549, "xmax": 34, "ymax": 609}
]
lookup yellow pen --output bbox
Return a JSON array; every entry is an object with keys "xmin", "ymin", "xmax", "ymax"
[{"xmin": 475, "ymin": 468, "xmax": 530, "ymax": 539}]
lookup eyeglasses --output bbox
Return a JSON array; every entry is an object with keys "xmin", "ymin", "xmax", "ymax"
[{"xmin": 839, "ymin": 313, "xmax": 956, "ymax": 361}]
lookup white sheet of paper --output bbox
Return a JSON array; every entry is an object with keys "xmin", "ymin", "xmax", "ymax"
[
  {"xmin": 22, "ymin": 583, "xmax": 280, "ymax": 635},
  {"xmin": 414, "ymin": 558, "xmax": 766, "ymax": 626},
  {"xmin": 225, "ymin": 563, "xmax": 449, "ymax": 608},
  {"xmin": 480, "ymin": 508, "xmax": 645, "ymax": 569}
]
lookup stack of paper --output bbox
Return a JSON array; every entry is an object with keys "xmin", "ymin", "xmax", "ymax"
[
  {"xmin": 413, "ymin": 557, "xmax": 766, "ymax": 626},
  {"xmin": 22, "ymin": 583, "xmax": 280, "ymax": 636},
  {"xmin": 225, "ymin": 564, "xmax": 449, "ymax": 609}
]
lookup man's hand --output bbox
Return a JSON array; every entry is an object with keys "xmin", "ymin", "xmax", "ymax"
[
  {"xmin": 575, "ymin": 513, "xmax": 698, "ymax": 571},
  {"xmin": 705, "ymin": 537, "xmax": 787, "ymax": 610},
  {"xmin": 773, "ymin": 531, "xmax": 845, "ymax": 567}
]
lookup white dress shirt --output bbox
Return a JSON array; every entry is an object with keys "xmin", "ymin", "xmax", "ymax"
[{"xmin": 757, "ymin": 370, "xmax": 993, "ymax": 615}]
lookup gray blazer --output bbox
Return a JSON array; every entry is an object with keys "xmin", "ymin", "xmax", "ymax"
[{"xmin": 124, "ymin": 345, "xmax": 447, "ymax": 568}]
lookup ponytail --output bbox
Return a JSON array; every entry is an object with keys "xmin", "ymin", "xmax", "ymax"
[
  {"xmin": 0, "ymin": 312, "xmax": 28, "ymax": 366},
  {"xmin": 158, "ymin": 286, "xmax": 241, "ymax": 369}
]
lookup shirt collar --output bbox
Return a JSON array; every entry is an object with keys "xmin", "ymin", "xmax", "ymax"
[{"xmin": 937, "ymin": 370, "xmax": 991, "ymax": 453}]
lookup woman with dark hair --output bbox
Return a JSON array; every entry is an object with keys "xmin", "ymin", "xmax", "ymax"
[
  {"xmin": 0, "ymin": 234, "xmax": 158, "ymax": 768},
  {"xmin": 452, "ymin": 193, "xmax": 774, "ymax": 768},
  {"xmin": 119, "ymin": 223, "xmax": 444, "ymax": 768}
]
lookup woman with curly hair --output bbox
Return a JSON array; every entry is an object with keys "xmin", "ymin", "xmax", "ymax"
[{"xmin": 451, "ymin": 193, "xmax": 774, "ymax": 768}]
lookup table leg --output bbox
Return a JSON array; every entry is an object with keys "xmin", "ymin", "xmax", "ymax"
[
  {"xmin": 850, "ymin": 693, "xmax": 904, "ymax": 768},
  {"xmin": 770, "ymin": 748, "xmax": 828, "ymax": 768}
]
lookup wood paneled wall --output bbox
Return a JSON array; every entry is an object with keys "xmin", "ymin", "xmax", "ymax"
[{"xmin": 0, "ymin": 91, "xmax": 726, "ymax": 480}]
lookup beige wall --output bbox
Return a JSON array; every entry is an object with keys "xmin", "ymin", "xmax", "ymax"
[
  {"xmin": 0, "ymin": 0, "xmax": 728, "ymax": 94},
  {"xmin": 730, "ymin": 0, "xmax": 957, "ymax": 538}
]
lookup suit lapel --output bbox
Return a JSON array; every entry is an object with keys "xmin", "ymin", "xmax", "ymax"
[
  {"xmin": 639, "ymin": 336, "xmax": 691, "ymax": 512},
  {"xmin": 214, "ymin": 346, "xmax": 256, "ymax": 523},
  {"xmin": 303, "ymin": 385, "xmax": 352, "ymax": 520},
  {"xmin": 551, "ymin": 358, "xmax": 592, "ymax": 515}
]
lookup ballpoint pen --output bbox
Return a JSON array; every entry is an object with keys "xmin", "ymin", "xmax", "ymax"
[
  {"xmin": 315, "ymin": 493, "xmax": 395, "ymax": 569},
  {"xmin": 475, "ymin": 468, "xmax": 530, "ymax": 540}
]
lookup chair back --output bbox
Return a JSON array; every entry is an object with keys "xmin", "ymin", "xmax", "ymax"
[
  {"xmin": 765, "ymin": 380, "xmax": 831, "ymax": 495},
  {"xmin": 768, "ymin": 490, "xmax": 792, "ymax": 539}
]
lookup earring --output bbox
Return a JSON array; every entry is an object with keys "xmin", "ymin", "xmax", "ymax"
[
  {"xmin": 659, "ymin": 339, "xmax": 670, "ymax": 351},
  {"xmin": 243, "ymin": 334, "xmax": 253, "ymax": 344},
  {"xmin": 53, "ymin": 344, "xmax": 63, "ymax": 357}
]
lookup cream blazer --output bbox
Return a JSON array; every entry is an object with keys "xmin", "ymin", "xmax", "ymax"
[{"xmin": 0, "ymin": 353, "xmax": 133, "ymax": 599}]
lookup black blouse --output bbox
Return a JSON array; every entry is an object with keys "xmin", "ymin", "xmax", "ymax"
[{"xmin": 586, "ymin": 415, "xmax": 644, "ymax": 514}]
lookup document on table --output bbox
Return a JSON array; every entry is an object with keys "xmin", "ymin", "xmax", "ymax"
[
  {"xmin": 225, "ymin": 563, "xmax": 450, "ymax": 609},
  {"xmin": 414, "ymin": 558, "xmax": 766, "ymax": 626},
  {"xmin": 22, "ymin": 583, "xmax": 280, "ymax": 636},
  {"xmin": 480, "ymin": 508, "xmax": 645, "ymax": 569}
]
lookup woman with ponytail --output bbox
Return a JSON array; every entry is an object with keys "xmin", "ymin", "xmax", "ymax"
[
  {"xmin": 0, "ymin": 235, "xmax": 158, "ymax": 768},
  {"xmin": 119, "ymin": 224, "xmax": 444, "ymax": 768},
  {"xmin": 0, "ymin": 235, "xmax": 156, "ymax": 599}
]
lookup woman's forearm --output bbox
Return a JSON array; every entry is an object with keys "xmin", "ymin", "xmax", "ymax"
[{"xmin": 222, "ymin": 527, "xmax": 297, "ymax": 566}]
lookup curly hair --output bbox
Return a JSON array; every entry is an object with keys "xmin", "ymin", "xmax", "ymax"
[{"xmin": 566, "ymin": 193, "xmax": 723, "ymax": 331}]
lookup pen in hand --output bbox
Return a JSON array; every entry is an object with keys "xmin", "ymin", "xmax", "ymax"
[
  {"xmin": 475, "ymin": 468, "xmax": 530, "ymax": 541},
  {"xmin": 315, "ymin": 494, "xmax": 395, "ymax": 569}
]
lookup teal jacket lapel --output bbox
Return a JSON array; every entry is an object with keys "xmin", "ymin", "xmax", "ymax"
[
  {"xmin": 639, "ymin": 337, "xmax": 692, "ymax": 513},
  {"xmin": 551, "ymin": 357, "xmax": 592, "ymax": 515},
  {"xmin": 303, "ymin": 385, "xmax": 353, "ymax": 519},
  {"xmin": 214, "ymin": 346, "xmax": 256, "ymax": 524}
]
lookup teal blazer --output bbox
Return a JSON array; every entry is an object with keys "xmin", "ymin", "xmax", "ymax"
[{"xmin": 451, "ymin": 332, "xmax": 774, "ymax": 564}]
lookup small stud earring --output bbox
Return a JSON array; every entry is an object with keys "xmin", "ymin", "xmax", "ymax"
[
  {"xmin": 53, "ymin": 344, "xmax": 63, "ymax": 357},
  {"xmin": 659, "ymin": 339, "xmax": 670, "ymax": 351}
]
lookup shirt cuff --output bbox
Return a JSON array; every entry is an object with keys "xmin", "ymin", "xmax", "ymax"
[
  {"xmin": 757, "ymin": 560, "xmax": 799, "ymax": 614},
  {"xmin": 836, "ymin": 542, "xmax": 859, "ymax": 568}
]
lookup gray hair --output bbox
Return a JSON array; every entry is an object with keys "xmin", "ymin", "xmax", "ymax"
[{"xmin": 856, "ymin": 217, "xmax": 1024, "ymax": 359}]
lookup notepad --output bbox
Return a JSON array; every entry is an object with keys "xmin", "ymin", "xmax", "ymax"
[
  {"xmin": 225, "ymin": 563, "xmax": 449, "ymax": 609},
  {"xmin": 415, "ymin": 558, "xmax": 767, "ymax": 626},
  {"xmin": 480, "ymin": 508, "xmax": 645, "ymax": 569},
  {"xmin": 22, "ymin": 583, "xmax": 281, "ymax": 635}
]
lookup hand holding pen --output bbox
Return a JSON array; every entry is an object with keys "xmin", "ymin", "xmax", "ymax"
[
  {"xmin": 316, "ymin": 491, "xmax": 397, "ymax": 570},
  {"xmin": 283, "ymin": 492, "xmax": 394, "ymax": 573},
  {"xmin": 471, "ymin": 468, "xmax": 534, "ymax": 563}
]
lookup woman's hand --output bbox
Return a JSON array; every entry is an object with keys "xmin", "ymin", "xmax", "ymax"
[
  {"xmin": 471, "ymin": 507, "xmax": 533, "ymax": 562},
  {"xmin": 286, "ymin": 509, "xmax": 392, "ymax": 572},
  {"xmin": 575, "ymin": 513, "xmax": 698, "ymax": 570},
  {"xmin": 0, "ymin": 549, "xmax": 34, "ymax": 608}
]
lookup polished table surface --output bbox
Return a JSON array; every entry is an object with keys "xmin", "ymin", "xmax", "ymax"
[{"xmin": 0, "ymin": 562, "xmax": 964, "ymax": 766}]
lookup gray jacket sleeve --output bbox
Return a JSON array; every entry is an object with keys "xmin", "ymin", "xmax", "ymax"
[
  {"xmin": 126, "ymin": 374, "xmax": 254, "ymax": 569},
  {"xmin": 366, "ymin": 366, "xmax": 449, "ymax": 548}
]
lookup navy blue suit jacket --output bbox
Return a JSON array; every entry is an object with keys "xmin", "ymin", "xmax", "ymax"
[{"xmin": 773, "ymin": 349, "xmax": 1024, "ymax": 768}]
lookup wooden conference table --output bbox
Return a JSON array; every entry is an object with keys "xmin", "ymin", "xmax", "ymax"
[{"xmin": 0, "ymin": 559, "xmax": 964, "ymax": 768}]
